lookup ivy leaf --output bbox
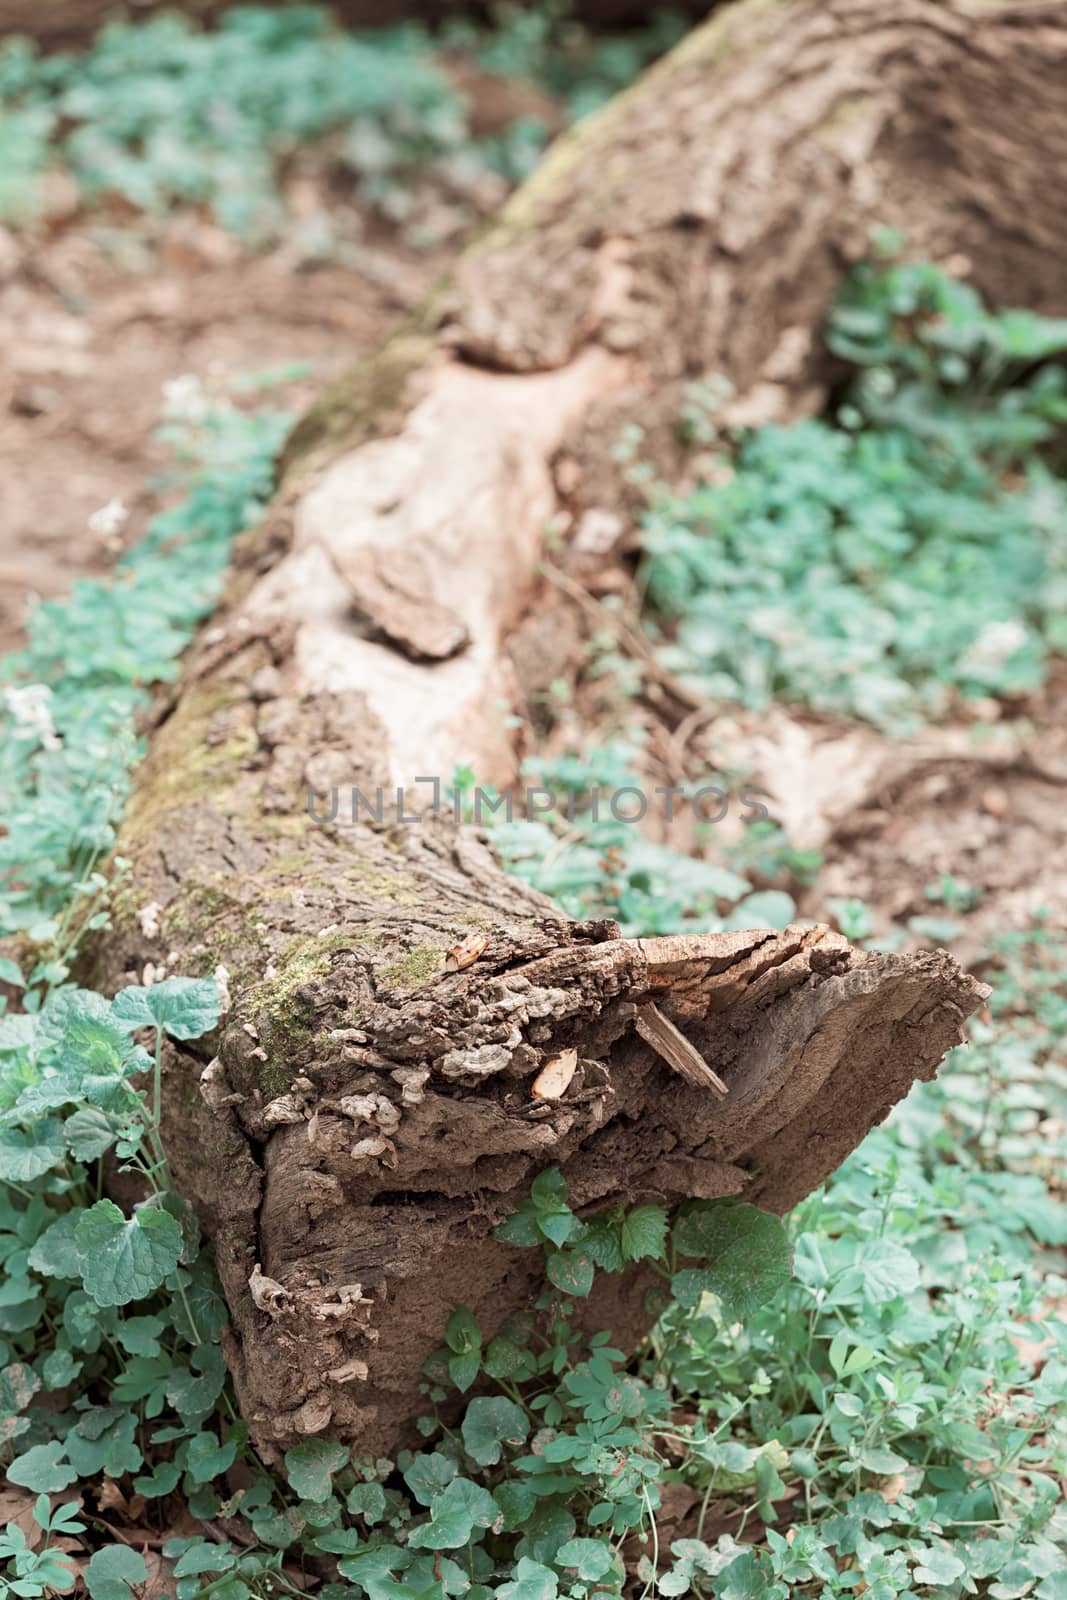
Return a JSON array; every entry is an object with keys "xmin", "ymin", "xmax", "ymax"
[
  {"xmin": 483, "ymin": 1334, "xmax": 536, "ymax": 1383},
  {"xmin": 671, "ymin": 1201, "xmax": 792, "ymax": 1321},
  {"xmin": 545, "ymin": 1247, "xmax": 595, "ymax": 1298},
  {"xmin": 0, "ymin": 1362, "xmax": 40, "ymax": 1417},
  {"xmin": 337, "ymin": 1546, "xmax": 414, "ymax": 1588},
  {"xmin": 495, "ymin": 1480, "xmax": 538, "ymax": 1531},
  {"xmin": 0, "ymin": 1012, "xmax": 36, "ymax": 1051},
  {"xmin": 346, "ymin": 1481, "xmax": 387, "ymax": 1524},
  {"xmin": 620, "ymin": 1205, "xmax": 669, "ymax": 1263},
  {"xmin": 670, "ymin": 1268, "xmax": 721, "ymax": 1310},
  {"xmin": 76, "ymin": 1199, "xmax": 183, "ymax": 1307},
  {"xmin": 150, "ymin": 1189, "xmax": 200, "ymax": 1264},
  {"xmin": 64, "ymin": 1106, "xmax": 117, "ymax": 1162},
  {"xmin": 184, "ymin": 1429, "xmax": 239, "ymax": 1484},
  {"xmin": 28, "ymin": 1211, "xmax": 83, "ymax": 1279},
  {"xmin": 403, "ymin": 1451, "xmax": 458, "ymax": 1507},
  {"xmin": 60, "ymin": 992, "xmax": 138, "ymax": 1075},
  {"xmin": 536, "ymin": 1211, "xmax": 577, "ymax": 1249},
  {"xmin": 284, "ymin": 1437, "xmax": 349, "ymax": 1501},
  {"xmin": 166, "ymin": 1538, "xmax": 237, "ymax": 1579},
  {"xmin": 7, "ymin": 1441, "xmax": 77, "ymax": 1492},
  {"xmin": 42, "ymin": 1346, "xmax": 82, "ymax": 1389},
  {"xmin": 66, "ymin": 1408, "xmax": 142, "ymax": 1479},
  {"xmin": 0, "ymin": 957, "xmax": 25, "ymax": 988},
  {"xmin": 556, "ymin": 1537, "xmax": 615, "ymax": 1581},
  {"xmin": 444, "ymin": 1304, "xmax": 481, "ymax": 1393},
  {"xmin": 495, "ymin": 1207, "xmax": 541, "ymax": 1248},
  {"xmin": 497, "ymin": 1557, "xmax": 559, "ymax": 1600},
  {"xmin": 578, "ymin": 1218, "xmax": 624, "ymax": 1273},
  {"xmin": 516, "ymin": 1499, "xmax": 575, "ymax": 1566},
  {"xmin": 111, "ymin": 977, "xmax": 220, "ymax": 1040},
  {"xmin": 115, "ymin": 1315, "xmax": 166, "ymax": 1357},
  {"xmin": 461, "ymin": 1396, "xmax": 529, "ymax": 1466},
  {"xmin": 0, "ymin": 1119, "xmax": 65, "ymax": 1181},
  {"xmin": 85, "ymin": 1546, "xmax": 149, "ymax": 1600},
  {"xmin": 715, "ymin": 1549, "xmax": 770, "ymax": 1600},
  {"xmin": 133, "ymin": 1461, "xmax": 182, "ymax": 1499},
  {"xmin": 444, "ymin": 1304, "xmax": 481, "ymax": 1354},
  {"xmin": 913, "ymin": 1548, "xmax": 967, "ymax": 1587},
  {"xmin": 407, "ymin": 1476, "xmax": 501, "ymax": 1549},
  {"xmin": 164, "ymin": 1343, "xmax": 227, "ymax": 1421},
  {"xmin": 528, "ymin": 1169, "xmax": 578, "ymax": 1248}
]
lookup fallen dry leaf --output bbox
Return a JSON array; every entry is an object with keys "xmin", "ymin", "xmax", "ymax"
[
  {"xmin": 444, "ymin": 932, "xmax": 489, "ymax": 971},
  {"xmin": 531, "ymin": 1048, "xmax": 578, "ymax": 1101}
]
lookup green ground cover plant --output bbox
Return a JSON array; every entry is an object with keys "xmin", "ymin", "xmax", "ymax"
[
  {"xmin": 641, "ymin": 250, "xmax": 1067, "ymax": 728},
  {"xmin": 1, "ymin": 264, "xmax": 1065, "ymax": 1597},
  {"xmin": 489, "ymin": 746, "xmax": 798, "ymax": 936},
  {"xmin": 0, "ymin": 4, "xmax": 679, "ymax": 238}
]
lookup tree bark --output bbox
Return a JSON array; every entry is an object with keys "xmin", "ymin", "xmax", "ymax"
[{"xmin": 92, "ymin": 0, "xmax": 1067, "ymax": 1460}]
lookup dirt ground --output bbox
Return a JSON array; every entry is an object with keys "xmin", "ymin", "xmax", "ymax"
[{"xmin": 0, "ymin": 196, "xmax": 451, "ymax": 655}]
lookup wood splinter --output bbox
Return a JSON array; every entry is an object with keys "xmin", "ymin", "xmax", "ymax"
[{"xmin": 635, "ymin": 1002, "xmax": 729, "ymax": 1097}]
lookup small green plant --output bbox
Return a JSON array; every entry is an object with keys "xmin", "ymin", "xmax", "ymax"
[
  {"xmin": 0, "ymin": 9, "xmax": 467, "ymax": 236},
  {"xmin": 0, "ymin": 1496, "xmax": 85, "ymax": 1597},
  {"xmin": 646, "ymin": 921, "xmax": 1067, "ymax": 1598},
  {"xmin": 0, "ymin": 372, "xmax": 291, "ymax": 1597},
  {"xmin": 642, "ymin": 254, "xmax": 1067, "ymax": 729},
  {"xmin": 0, "ymin": 373, "xmax": 289, "ymax": 943},
  {"xmin": 491, "ymin": 743, "xmax": 798, "ymax": 935},
  {"xmin": 443, "ymin": 3, "xmax": 685, "ymax": 120},
  {"xmin": 0, "ymin": 3, "xmax": 683, "ymax": 238}
]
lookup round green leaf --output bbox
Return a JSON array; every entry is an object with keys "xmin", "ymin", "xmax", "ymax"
[
  {"xmin": 545, "ymin": 1247, "xmax": 595, "ymax": 1298},
  {"xmin": 461, "ymin": 1396, "xmax": 529, "ymax": 1466},
  {"xmin": 284, "ymin": 1437, "xmax": 349, "ymax": 1501},
  {"xmin": 0, "ymin": 1119, "xmax": 65, "ymax": 1181},
  {"xmin": 111, "ymin": 976, "xmax": 220, "ymax": 1040},
  {"xmin": 75, "ymin": 1199, "xmax": 183, "ymax": 1307},
  {"xmin": 671, "ymin": 1201, "xmax": 792, "ymax": 1321},
  {"xmin": 85, "ymin": 1543, "xmax": 149, "ymax": 1600},
  {"xmin": 7, "ymin": 1440, "xmax": 76, "ymax": 1493}
]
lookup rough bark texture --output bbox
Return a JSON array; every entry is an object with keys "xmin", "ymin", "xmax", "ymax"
[{"xmin": 91, "ymin": 0, "xmax": 1067, "ymax": 1459}]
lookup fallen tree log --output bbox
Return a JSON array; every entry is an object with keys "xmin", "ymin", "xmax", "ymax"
[{"xmin": 91, "ymin": 0, "xmax": 1067, "ymax": 1460}]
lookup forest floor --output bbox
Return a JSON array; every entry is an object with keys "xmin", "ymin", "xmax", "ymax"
[
  {"xmin": 0, "ymin": 10, "xmax": 1064, "ymax": 1597},
  {"xmin": 8, "ymin": 183, "xmax": 1067, "ymax": 955},
  {"xmin": 0, "ymin": 190, "xmax": 452, "ymax": 652}
]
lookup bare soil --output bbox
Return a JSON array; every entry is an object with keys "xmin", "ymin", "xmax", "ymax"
[{"xmin": 0, "ymin": 199, "xmax": 451, "ymax": 654}]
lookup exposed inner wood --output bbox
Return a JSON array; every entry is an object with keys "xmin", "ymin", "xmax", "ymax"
[{"xmin": 634, "ymin": 1003, "xmax": 729, "ymax": 1095}]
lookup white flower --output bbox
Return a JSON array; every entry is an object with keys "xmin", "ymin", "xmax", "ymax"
[
  {"xmin": 3, "ymin": 683, "xmax": 61, "ymax": 751},
  {"xmin": 162, "ymin": 372, "xmax": 209, "ymax": 424},
  {"xmin": 958, "ymin": 619, "xmax": 1029, "ymax": 676},
  {"xmin": 88, "ymin": 497, "xmax": 128, "ymax": 538}
]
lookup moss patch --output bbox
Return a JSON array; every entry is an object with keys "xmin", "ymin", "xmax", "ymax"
[
  {"xmin": 237, "ymin": 928, "xmax": 376, "ymax": 1094},
  {"xmin": 342, "ymin": 860, "xmax": 420, "ymax": 907},
  {"xmin": 376, "ymin": 944, "xmax": 444, "ymax": 993},
  {"xmin": 121, "ymin": 681, "xmax": 255, "ymax": 851},
  {"xmin": 280, "ymin": 332, "xmax": 434, "ymax": 477}
]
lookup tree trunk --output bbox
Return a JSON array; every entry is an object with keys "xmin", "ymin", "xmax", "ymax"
[{"xmin": 93, "ymin": 0, "xmax": 1067, "ymax": 1460}]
